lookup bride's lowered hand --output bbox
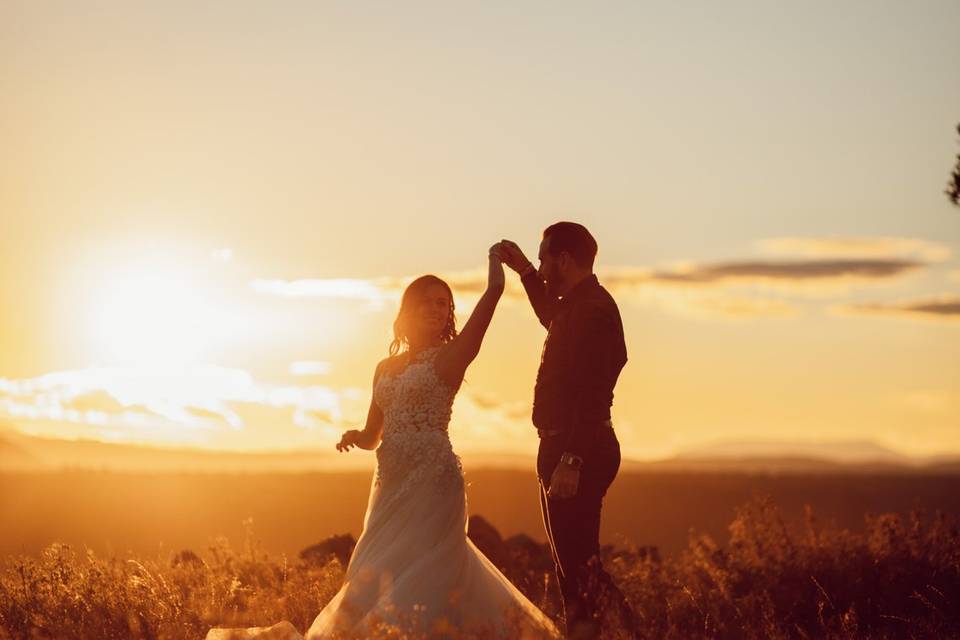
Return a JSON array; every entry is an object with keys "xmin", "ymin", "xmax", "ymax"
[
  {"xmin": 336, "ymin": 429, "xmax": 363, "ymax": 452},
  {"xmin": 336, "ymin": 360, "xmax": 387, "ymax": 452}
]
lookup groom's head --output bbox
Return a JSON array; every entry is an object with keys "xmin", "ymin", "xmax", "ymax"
[{"xmin": 538, "ymin": 222, "xmax": 597, "ymax": 297}]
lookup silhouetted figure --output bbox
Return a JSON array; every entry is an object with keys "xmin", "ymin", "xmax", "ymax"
[
  {"xmin": 499, "ymin": 223, "xmax": 637, "ymax": 639},
  {"xmin": 948, "ymin": 123, "xmax": 960, "ymax": 206}
]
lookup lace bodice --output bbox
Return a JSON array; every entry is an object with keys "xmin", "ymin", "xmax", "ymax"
[
  {"xmin": 372, "ymin": 345, "xmax": 462, "ymax": 493},
  {"xmin": 374, "ymin": 345, "xmax": 456, "ymax": 436}
]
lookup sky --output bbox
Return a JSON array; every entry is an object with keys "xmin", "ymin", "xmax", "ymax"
[{"xmin": 1, "ymin": 0, "xmax": 958, "ymax": 462}]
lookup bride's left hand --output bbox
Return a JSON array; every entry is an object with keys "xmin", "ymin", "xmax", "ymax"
[{"xmin": 336, "ymin": 429, "xmax": 362, "ymax": 452}]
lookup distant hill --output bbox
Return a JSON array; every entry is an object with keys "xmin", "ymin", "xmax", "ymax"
[
  {"xmin": 3, "ymin": 467, "xmax": 960, "ymax": 559},
  {"xmin": 0, "ymin": 427, "xmax": 539, "ymax": 473},
  {"xmin": 674, "ymin": 439, "xmax": 911, "ymax": 465},
  {"xmin": 0, "ymin": 433, "xmax": 45, "ymax": 470},
  {"xmin": 0, "ymin": 426, "xmax": 957, "ymax": 475},
  {"xmin": 0, "ymin": 427, "xmax": 361, "ymax": 473},
  {"xmin": 638, "ymin": 439, "xmax": 960, "ymax": 474}
]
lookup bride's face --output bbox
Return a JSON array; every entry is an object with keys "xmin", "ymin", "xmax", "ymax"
[{"xmin": 412, "ymin": 283, "xmax": 451, "ymax": 339}]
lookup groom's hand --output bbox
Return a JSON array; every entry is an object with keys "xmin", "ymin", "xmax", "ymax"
[
  {"xmin": 547, "ymin": 462, "xmax": 580, "ymax": 499},
  {"xmin": 498, "ymin": 239, "xmax": 533, "ymax": 275}
]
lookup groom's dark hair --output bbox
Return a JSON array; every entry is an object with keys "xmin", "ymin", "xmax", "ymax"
[{"xmin": 543, "ymin": 222, "xmax": 597, "ymax": 269}]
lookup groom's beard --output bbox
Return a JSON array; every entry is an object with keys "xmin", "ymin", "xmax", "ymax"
[
  {"xmin": 545, "ymin": 278, "xmax": 560, "ymax": 298},
  {"xmin": 544, "ymin": 269, "xmax": 565, "ymax": 298},
  {"xmin": 537, "ymin": 262, "xmax": 562, "ymax": 298}
]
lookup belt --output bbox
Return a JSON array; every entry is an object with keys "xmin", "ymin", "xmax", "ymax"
[
  {"xmin": 537, "ymin": 428, "xmax": 565, "ymax": 438},
  {"xmin": 537, "ymin": 419, "xmax": 612, "ymax": 439}
]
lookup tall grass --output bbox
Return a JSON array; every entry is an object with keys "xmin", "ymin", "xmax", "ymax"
[{"xmin": 2, "ymin": 498, "xmax": 958, "ymax": 639}]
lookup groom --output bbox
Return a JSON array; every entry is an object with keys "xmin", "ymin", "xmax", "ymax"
[{"xmin": 497, "ymin": 222, "xmax": 636, "ymax": 640}]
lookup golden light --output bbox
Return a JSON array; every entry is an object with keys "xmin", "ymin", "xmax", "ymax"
[{"xmin": 89, "ymin": 265, "xmax": 232, "ymax": 366}]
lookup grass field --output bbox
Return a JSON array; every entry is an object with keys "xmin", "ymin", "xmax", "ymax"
[
  {"xmin": 2, "ymin": 497, "xmax": 959, "ymax": 638},
  {"xmin": 2, "ymin": 471, "xmax": 959, "ymax": 638},
  {"xmin": 4, "ymin": 468, "xmax": 960, "ymax": 559}
]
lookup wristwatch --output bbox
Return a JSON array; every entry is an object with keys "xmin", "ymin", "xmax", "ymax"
[{"xmin": 560, "ymin": 452, "xmax": 583, "ymax": 471}]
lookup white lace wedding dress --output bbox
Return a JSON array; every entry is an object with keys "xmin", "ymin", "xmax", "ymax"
[{"xmin": 207, "ymin": 346, "xmax": 560, "ymax": 639}]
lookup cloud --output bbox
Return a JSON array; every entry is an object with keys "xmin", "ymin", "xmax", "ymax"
[
  {"xmin": 251, "ymin": 278, "xmax": 391, "ymax": 309},
  {"xmin": 0, "ymin": 367, "xmax": 244, "ymax": 434},
  {"xmin": 251, "ymin": 259, "xmax": 914, "ymax": 305},
  {"xmin": 0, "ymin": 364, "xmax": 549, "ymax": 455},
  {"xmin": 63, "ymin": 390, "xmax": 132, "ymax": 415},
  {"xmin": 252, "ymin": 270, "xmax": 525, "ymax": 312},
  {"xmin": 756, "ymin": 236, "xmax": 951, "ymax": 261},
  {"xmin": 464, "ymin": 389, "xmax": 506, "ymax": 411},
  {"xmin": 678, "ymin": 295, "xmax": 800, "ymax": 319},
  {"xmin": 450, "ymin": 388, "xmax": 540, "ymax": 452},
  {"xmin": 289, "ymin": 361, "xmax": 333, "ymax": 376},
  {"xmin": 633, "ymin": 258, "xmax": 923, "ymax": 290},
  {"xmin": 600, "ymin": 283, "xmax": 799, "ymax": 320},
  {"xmin": 210, "ymin": 248, "xmax": 234, "ymax": 263},
  {"xmin": 830, "ymin": 294, "xmax": 960, "ymax": 322},
  {"xmin": 893, "ymin": 390, "xmax": 955, "ymax": 414},
  {"xmin": 247, "ymin": 237, "xmax": 934, "ymax": 321},
  {"xmin": 595, "ymin": 258, "xmax": 919, "ymax": 318},
  {"xmin": 0, "ymin": 365, "xmax": 367, "ymax": 446}
]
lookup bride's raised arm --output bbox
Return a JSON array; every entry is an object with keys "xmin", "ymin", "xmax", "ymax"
[{"xmin": 434, "ymin": 245, "xmax": 505, "ymax": 388}]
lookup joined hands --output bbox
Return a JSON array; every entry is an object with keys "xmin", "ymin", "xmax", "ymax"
[{"xmin": 494, "ymin": 240, "xmax": 534, "ymax": 275}]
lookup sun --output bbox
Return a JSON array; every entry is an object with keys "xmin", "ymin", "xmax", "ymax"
[{"xmin": 90, "ymin": 265, "xmax": 230, "ymax": 366}]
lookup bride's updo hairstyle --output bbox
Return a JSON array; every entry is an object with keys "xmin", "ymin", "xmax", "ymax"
[{"xmin": 389, "ymin": 275, "xmax": 458, "ymax": 356}]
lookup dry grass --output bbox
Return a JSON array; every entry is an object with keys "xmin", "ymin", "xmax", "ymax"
[{"xmin": 2, "ymin": 499, "xmax": 958, "ymax": 639}]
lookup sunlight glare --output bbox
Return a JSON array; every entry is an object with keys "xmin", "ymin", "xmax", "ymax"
[{"xmin": 91, "ymin": 266, "xmax": 231, "ymax": 366}]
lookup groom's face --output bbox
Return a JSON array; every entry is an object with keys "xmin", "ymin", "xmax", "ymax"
[{"xmin": 537, "ymin": 237, "xmax": 564, "ymax": 297}]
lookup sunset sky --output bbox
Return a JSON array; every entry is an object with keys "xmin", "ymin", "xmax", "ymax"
[{"xmin": 1, "ymin": 1, "xmax": 958, "ymax": 463}]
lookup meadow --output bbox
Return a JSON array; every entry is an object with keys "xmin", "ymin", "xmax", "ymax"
[
  {"xmin": 2, "ymin": 469, "xmax": 959, "ymax": 638},
  {"xmin": 3, "ymin": 468, "xmax": 960, "ymax": 558},
  {"xmin": 1, "ymin": 495, "xmax": 958, "ymax": 639}
]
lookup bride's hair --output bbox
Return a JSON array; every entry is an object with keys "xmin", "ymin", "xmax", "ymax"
[{"xmin": 389, "ymin": 275, "xmax": 458, "ymax": 356}]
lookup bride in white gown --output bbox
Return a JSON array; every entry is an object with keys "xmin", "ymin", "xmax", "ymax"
[{"xmin": 207, "ymin": 247, "xmax": 560, "ymax": 639}]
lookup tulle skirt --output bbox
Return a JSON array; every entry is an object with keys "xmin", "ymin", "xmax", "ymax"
[
  {"xmin": 306, "ymin": 437, "xmax": 559, "ymax": 638},
  {"xmin": 208, "ymin": 436, "xmax": 559, "ymax": 640}
]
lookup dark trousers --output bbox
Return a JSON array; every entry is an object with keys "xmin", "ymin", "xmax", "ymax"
[{"xmin": 537, "ymin": 424, "xmax": 636, "ymax": 639}]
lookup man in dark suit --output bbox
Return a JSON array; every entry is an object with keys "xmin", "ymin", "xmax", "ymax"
[{"xmin": 498, "ymin": 223, "xmax": 636, "ymax": 639}]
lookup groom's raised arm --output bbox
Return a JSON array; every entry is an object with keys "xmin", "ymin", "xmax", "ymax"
[
  {"xmin": 519, "ymin": 268, "xmax": 560, "ymax": 330},
  {"xmin": 499, "ymin": 239, "xmax": 560, "ymax": 329}
]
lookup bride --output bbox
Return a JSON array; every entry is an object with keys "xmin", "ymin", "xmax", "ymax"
[{"xmin": 207, "ymin": 246, "xmax": 560, "ymax": 639}]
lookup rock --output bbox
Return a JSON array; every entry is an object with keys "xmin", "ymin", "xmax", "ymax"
[
  {"xmin": 299, "ymin": 533, "xmax": 356, "ymax": 567},
  {"xmin": 504, "ymin": 533, "xmax": 554, "ymax": 572},
  {"xmin": 467, "ymin": 514, "xmax": 508, "ymax": 569}
]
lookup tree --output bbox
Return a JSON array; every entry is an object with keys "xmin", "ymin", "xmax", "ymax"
[{"xmin": 948, "ymin": 123, "xmax": 960, "ymax": 207}]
